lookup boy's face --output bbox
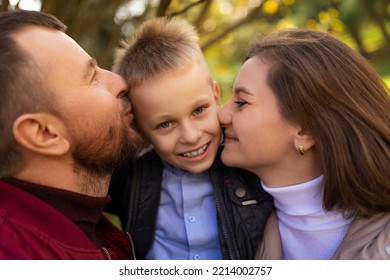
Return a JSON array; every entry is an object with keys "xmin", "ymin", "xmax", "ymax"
[{"xmin": 130, "ymin": 63, "xmax": 222, "ymax": 173}]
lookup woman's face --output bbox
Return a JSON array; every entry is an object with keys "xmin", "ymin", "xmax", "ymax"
[{"xmin": 218, "ymin": 57, "xmax": 301, "ymax": 183}]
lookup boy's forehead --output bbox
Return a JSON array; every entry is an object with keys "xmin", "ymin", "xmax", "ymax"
[
  {"xmin": 131, "ymin": 64, "xmax": 212, "ymax": 94},
  {"xmin": 130, "ymin": 59, "xmax": 211, "ymax": 86}
]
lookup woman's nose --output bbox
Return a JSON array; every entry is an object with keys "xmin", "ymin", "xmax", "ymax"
[{"xmin": 218, "ymin": 102, "xmax": 232, "ymax": 126}]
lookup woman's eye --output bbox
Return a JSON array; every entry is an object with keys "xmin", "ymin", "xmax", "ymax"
[
  {"xmin": 194, "ymin": 106, "xmax": 205, "ymax": 115},
  {"xmin": 234, "ymin": 100, "xmax": 248, "ymax": 108}
]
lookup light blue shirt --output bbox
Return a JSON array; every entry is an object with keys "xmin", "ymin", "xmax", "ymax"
[{"xmin": 145, "ymin": 162, "xmax": 222, "ymax": 260}]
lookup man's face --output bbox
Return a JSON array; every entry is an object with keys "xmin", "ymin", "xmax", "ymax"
[{"xmin": 13, "ymin": 26, "xmax": 143, "ymax": 175}]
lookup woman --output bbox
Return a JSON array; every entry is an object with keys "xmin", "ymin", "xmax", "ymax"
[{"xmin": 218, "ymin": 28, "xmax": 390, "ymax": 259}]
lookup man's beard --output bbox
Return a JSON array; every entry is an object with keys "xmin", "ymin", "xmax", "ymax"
[{"xmin": 71, "ymin": 121, "xmax": 144, "ymax": 177}]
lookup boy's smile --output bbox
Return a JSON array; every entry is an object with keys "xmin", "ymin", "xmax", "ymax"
[
  {"xmin": 130, "ymin": 62, "xmax": 221, "ymax": 173},
  {"xmin": 181, "ymin": 143, "xmax": 209, "ymax": 158}
]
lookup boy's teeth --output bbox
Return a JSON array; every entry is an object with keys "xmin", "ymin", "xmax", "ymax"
[{"xmin": 183, "ymin": 144, "xmax": 208, "ymax": 157}]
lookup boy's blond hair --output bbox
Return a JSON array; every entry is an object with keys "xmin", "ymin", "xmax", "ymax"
[{"xmin": 113, "ymin": 17, "xmax": 211, "ymax": 87}]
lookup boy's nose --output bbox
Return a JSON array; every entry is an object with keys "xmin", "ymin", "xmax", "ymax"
[{"xmin": 180, "ymin": 122, "xmax": 202, "ymax": 144}]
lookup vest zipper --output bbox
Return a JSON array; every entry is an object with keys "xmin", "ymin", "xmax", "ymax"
[
  {"xmin": 209, "ymin": 161, "xmax": 235, "ymax": 260},
  {"xmin": 214, "ymin": 189, "xmax": 234, "ymax": 260},
  {"xmin": 102, "ymin": 247, "xmax": 112, "ymax": 260},
  {"xmin": 126, "ymin": 232, "xmax": 137, "ymax": 260},
  {"xmin": 127, "ymin": 163, "xmax": 141, "ymax": 233}
]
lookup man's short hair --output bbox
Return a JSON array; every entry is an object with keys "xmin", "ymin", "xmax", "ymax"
[{"xmin": 0, "ymin": 10, "xmax": 66, "ymax": 177}]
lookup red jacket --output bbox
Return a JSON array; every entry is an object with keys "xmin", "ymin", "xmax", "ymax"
[{"xmin": 0, "ymin": 181, "xmax": 135, "ymax": 260}]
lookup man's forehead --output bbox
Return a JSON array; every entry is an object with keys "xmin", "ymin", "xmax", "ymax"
[
  {"xmin": 13, "ymin": 25, "xmax": 90, "ymax": 74},
  {"xmin": 13, "ymin": 25, "xmax": 85, "ymax": 60}
]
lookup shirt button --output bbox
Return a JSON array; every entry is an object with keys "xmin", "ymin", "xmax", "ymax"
[
  {"xmin": 193, "ymin": 254, "xmax": 201, "ymax": 260},
  {"xmin": 385, "ymin": 245, "xmax": 390, "ymax": 255},
  {"xmin": 235, "ymin": 187, "xmax": 246, "ymax": 198},
  {"xmin": 188, "ymin": 215, "xmax": 196, "ymax": 223},
  {"xmin": 187, "ymin": 173, "xmax": 193, "ymax": 179}
]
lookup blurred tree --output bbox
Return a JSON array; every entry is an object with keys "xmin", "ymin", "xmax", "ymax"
[
  {"xmin": 363, "ymin": 0, "xmax": 390, "ymax": 52},
  {"xmin": 1, "ymin": 0, "xmax": 390, "ymax": 100}
]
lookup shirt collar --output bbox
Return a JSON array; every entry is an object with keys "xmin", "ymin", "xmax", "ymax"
[{"xmin": 3, "ymin": 177, "xmax": 109, "ymax": 242}]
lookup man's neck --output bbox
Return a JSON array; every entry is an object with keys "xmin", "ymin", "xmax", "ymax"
[
  {"xmin": 15, "ymin": 161, "xmax": 111, "ymax": 197},
  {"xmin": 74, "ymin": 170, "xmax": 111, "ymax": 197}
]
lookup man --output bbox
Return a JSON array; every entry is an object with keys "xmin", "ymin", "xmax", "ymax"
[{"xmin": 0, "ymin": 10, "xmax": 143, "ymax": 259}]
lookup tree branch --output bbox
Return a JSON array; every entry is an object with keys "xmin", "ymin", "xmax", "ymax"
[
  {"xmin": 194, "ymin": 0, "xmax": 213, "ymax": 30},
  {"xmin": 168, "ymin": 0, "xmax": 209, "ymax": 17},
  {"xmin": 156, "ymin": 0, "xmax": 171, "ymax": 17},
  {"xmin": 200, "ymin": 1, "xmax": 278, "ymax": 50}
]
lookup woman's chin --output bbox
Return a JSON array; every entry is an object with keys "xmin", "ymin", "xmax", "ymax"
[{"xmin": 221, "ymin": 150, "xmax": 238, "ymax": 167}]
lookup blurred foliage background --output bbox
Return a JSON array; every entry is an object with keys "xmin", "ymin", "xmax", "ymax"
[{"xmin": 2, "ymin": 0, "xmax": 390, "ymax": 103}]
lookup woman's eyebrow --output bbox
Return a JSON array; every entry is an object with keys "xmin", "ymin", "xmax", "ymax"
[{"xmin": 233, "ymin": 86, "xmax": 254, "ymax": 96}]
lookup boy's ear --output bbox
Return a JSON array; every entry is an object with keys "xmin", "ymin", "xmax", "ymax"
[
  {"xmin": 13, "ymin": 113, "xmax": 70, "ymax": 156},
  {"xmin": 293, "ymin": 127, "xmax": 315, "ymax": 153},
  {"xmin": 212, "ymin": 80, "xmax": 221, "ymax": 106}
]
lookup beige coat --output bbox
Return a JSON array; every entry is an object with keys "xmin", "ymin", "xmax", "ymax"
[{"xmin": 255, "ymin": 211, "xmax": 390, "ymax": 259}]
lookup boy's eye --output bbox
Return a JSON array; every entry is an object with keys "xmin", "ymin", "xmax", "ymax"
[
  {"xmin": 234, "ymin": 100, "xmax": 248, "ymax": 108},
  {"xmin": 194, "ymin": 106, "xmax": 205, "ymax": 115},
  {"xmin": 158, "ymin": 122, "xmax": 171, "ymax": 129}
]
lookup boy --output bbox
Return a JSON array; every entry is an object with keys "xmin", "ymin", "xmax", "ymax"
[{"xmin": 105, "ymin": 17, "xmax": 273, "ymax": 260}]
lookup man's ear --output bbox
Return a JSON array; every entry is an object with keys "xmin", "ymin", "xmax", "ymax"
[
  {"xmin": 212, "ymin": 80, "xmax": 221, "ymax": 107},
  {"xmin": 13, "ymin": 113, "xmax": 70, "ymax": 156},
  {"xmin": 293, "ymin": 127, "xmax": 315, "ymax": 153}
]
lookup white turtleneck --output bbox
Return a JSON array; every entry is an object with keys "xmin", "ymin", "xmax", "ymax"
[{"xmin": 261, "ymin": 175, "xmax": 352, "ymax": 260}]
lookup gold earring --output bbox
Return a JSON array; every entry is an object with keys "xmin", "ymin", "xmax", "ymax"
[{"xmin": 298, "ymin": 145, "xmax": 305, "ymax": 155}]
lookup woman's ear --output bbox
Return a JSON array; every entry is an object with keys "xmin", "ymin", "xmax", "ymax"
[
  {"xmin": 212, "ymin": 80, "xmax": 221, "ymax": 107},
  {"xmin": 293, "ymin": 128, "xmax": 315, "ymax": 155},
  {"xmin": 13, "ymin": 113, "xmax": 70, "ymax": 156}
]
